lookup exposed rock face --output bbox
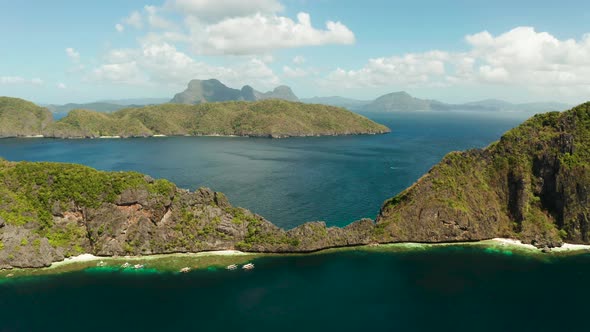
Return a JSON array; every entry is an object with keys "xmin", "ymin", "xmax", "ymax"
[
  {"xmin": 377, "ymin": 102, "xmax": 590, "ymax": 248},
  {"xmin": 0, "ymin": 160, "xmax": 383, "ymax": 269}
]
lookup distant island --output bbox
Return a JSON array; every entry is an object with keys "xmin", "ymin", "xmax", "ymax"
[
  {"xmin": 360, "ymin": 91, "xmax": 572, "ymax": 113},
  {"xmin": 1, "ymin": 102, "xmax": 589, "ymax": 269},
  {"xmin": 170, "ymin": 79, "xmax": 299, "ymax": 104},
  {"xmin": 0, "ymin": 96, "xmax": 390, "ymax": 139}
]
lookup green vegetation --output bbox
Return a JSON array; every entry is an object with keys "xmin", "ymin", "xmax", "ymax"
[
  {"xmin": 379, "ymin": 102, "xmax": 590, "ymax": 247},
  {"xmin": 0, "ymin": 159, "xmax": 176, "ymax": 255},
  {"xmin": 0, "ymin": 97, "xmax": 52, "ymax": 137},
  {"xmin": 43, "ymin": 99, "xmax": 389, "ymax": 138}
]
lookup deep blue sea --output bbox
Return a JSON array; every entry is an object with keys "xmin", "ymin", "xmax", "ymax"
[
  {"xmin": 3, "ymin": 110, "xmax": 585, "ymax": 332},
  {"xmin": 0, "ymin": 111, "xmax": 529, "ymax": 229}
]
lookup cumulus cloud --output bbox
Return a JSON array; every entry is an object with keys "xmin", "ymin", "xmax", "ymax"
[
  {"xmin": 90, "ymin": 42, "xmax": 279, "ymax": 88},
  {"xmin": 116, "ymin": 2, "xmax": 354, "ymax": 55},
  {"xmin": 201, "ymin": 12, "xmax": 354, "ymax": 54},
  {"xmin": 57, "ymin": 83, "xmax": 67, "ymax": 89},
  {"xmin": 328, "ymin": 51, "xmax": 449, "ymax": 87},
  {"xmin": 115, "ymin": 23, "xmax": 124, "ymax": 32},
  {"xmin": 326, "ymin": 26, "xmax": 590, "ymax": 95},
  {"xmin": 0, "ymin": 76, "xmax": 43, "ymax": 85},
  {"xmin": 166, "ymin": 0, "xmax": 283, "ymax": 21}
]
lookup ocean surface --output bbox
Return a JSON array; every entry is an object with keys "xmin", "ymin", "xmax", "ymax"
[
  {"xmin": 0, "ymin": 111, "xmax": 530, "ymax": 229},
  {"xmin": 2, "ymin": 247, "xmax": 590, "ymax": 331},
  {"xmin": 3, "ymin": 110, "xmax": 577, "ymax": 332}
]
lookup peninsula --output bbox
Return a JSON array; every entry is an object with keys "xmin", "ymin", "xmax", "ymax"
[
  {"xmin": 1, "ymin": 102, "xmax": 590, "ymax": 269},
  {"xmin": 0, "ymin": 96, "xmax": 390, "ymax": 139}
]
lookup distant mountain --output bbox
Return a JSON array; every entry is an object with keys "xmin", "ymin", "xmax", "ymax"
[
  {"xmin": 254, "ymin": 85, "xmax": 299, "ymax": 102},
  {"xmin": 170, "ymin": 79, "xmax": 299, "ymax": 104},
  {"xmin": 362, "ymin": 91, "xmax": 571, "ymax": 113},
  {"xmin": 0, "ymin": 97, "xmax": 52, "ymax": 137},
  {"xmin": 300, "ymin": 96, "xmax": 371, "ymax": 110}
]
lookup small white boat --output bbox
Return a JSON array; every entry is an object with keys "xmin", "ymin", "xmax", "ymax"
[
  {"xmin": 180, "ymin": 267, "xmax": 191, "ymax": 273},
  {"xmin": 97, "ymin": 261, "xmax": 107, "ymax": 267},
  {"xmin": 6, "ymin": 273, "xmax": 14, "ymax": 278},
  {"xmin": 121, "ymin": 262, "xmax": 130, "ymax": 268},
  {"xmin": 242, "ymin": 263, "xmax": 255, "ymax": 270},
  {"xmin": 133, "ymin": 264, "xmax": 144, "ymax": 269},
  {"xmin": 226, "ymin": 264, "xmax": 238, "ymax": 270}
]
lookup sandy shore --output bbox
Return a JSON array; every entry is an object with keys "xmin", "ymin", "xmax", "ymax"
[
  {"xmin": 48, "ymin": 250, "xmax": 250, "ymax": 269},
  {"xmin": 489, "ymin": 238, "xmax": 590, "ymax": 252}
]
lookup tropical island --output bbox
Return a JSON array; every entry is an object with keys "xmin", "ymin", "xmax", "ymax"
[
  {"xmin": 1, "ymin": 102, "xmax": 590, "ymax": 270},
  {"xmin": 0, "ymin": 96, "xmax": 389, "ymax": 139}
]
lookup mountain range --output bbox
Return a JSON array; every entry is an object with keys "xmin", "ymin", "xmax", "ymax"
[
  {"xmin": 41, "ymin": 78, "xmax": 571, "ymax": 115},
  {"xmin": 359, "ymin": 91, "xmax": 571, "ymax": 113}
]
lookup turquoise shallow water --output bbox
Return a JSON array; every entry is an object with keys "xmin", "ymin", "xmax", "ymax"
[
  {"xmin": 1, "ymin": 247, "xmax": 590, "ymax": 332},
  {"xmin": 0, "ymin": 111, "xmax": 529, "ymax": 229}
]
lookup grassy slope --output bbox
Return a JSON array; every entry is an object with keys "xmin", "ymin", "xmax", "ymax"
[
  {"xmin": 44, "ymin": 100, "xmax": 390, "ymax": 138},
  {"xmin": 379, "ymin": 102, "xmax": 590, "ymax": 246},
  {"xmin": 0, "ymin": 97, "xmax": 53, "ymax": 137}
]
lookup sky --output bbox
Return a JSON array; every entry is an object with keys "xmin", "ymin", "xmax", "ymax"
[{"xmin": 1, "ymin": 0, "xmax": 590, "ymax": 104}]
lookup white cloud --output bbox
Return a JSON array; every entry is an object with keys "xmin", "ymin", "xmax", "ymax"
[
  {"xmin": 0, "ymin": 76, "xmax": 43, "ymax": 85},
  {"xmin": 293, "ymin": 55, "xmax": 305, "ymax": 64},
  {"xmin": 326, "ymin": 26, "xmax": 590, "ymax": 96},
  {"xmin": 90, "ymin": 42, "xmax": 279, "ymax": 88},
  {"xmin": 328, "ymin": 51, "xmax": 449, "ymax": 88},
  {"xmin": 283, "ymin": 66, "xmax": 307, "ymax": 78},
  {"xmin": 65, "ymin": 47, "xmax": 80, "ymax": 62},
  {"xmin": 57, "ymin": 83, "xmax": 67, "ymax": 89},
  {"xmin": 115, "ymin": 23, "xmax": 124, "ymax": 32},
  {"xmin": 166, "ymin": 0, "xmax": 283, "ymax": 21},
  {"xmin": 124, "ymin": 11, "xmax": 143, "ymax": 29},
  {"xmin": 201, "ymin": 12, "xmax": 354, "ymax": 54},
  {"xmin": 144, "ymin": 5, "xmax": 177, "ymax": 30}
]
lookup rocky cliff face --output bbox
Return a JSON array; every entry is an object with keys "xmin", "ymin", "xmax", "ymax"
[
  {"xmin": 0, "ymin": 160, "xmax": 379, "ymax": 269},
  {"xmin": 377, "ymin": 102, "xmax": 590, "ymax": 248}
]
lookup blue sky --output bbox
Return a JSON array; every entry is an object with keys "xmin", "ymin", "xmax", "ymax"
[{"xmin": 1, "ymin": 0, "xmax": 590, "ymax": 104}]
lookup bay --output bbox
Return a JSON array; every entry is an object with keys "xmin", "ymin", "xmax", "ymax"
[{"xmin": 0, "ymin": 111, "xmax": 530, "ymax": 229}]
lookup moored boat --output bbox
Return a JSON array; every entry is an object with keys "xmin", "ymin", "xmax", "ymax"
[
  {"xmin": 180, "ymin": 267, "xmax": 191, "ymax": 273},
  {"xmin": 121, "ymin": 262, "xmax": 130, "ymax": 268},
  {"xmin": 133, "ymin": 264, "xmax": 144, "ymax": 269},
  {"xmin": 226, "ymin": 264, "xmax": 238, "ymax": 270},
  {"xmin": 242, "ymin": 263, "xmax": 254, "ymax": 270}
]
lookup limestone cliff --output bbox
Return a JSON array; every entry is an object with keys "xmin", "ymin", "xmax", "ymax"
[{"xmin": 377, "ymin": 102, "xmax": 590, "ymax": 248}]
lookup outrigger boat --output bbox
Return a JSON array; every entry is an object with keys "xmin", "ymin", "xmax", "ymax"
[
  {"xmin": 97, "ymin": 261, "xmax": 107, "ymax": 267},
  {"xmin": 121, "ymin": 262, "xmax": 130, "ymax": 268},
  {"xmin": 133, "ymin": 264, "xmax": 144, "ymax": 269},
  {"xmin": 242, "ymin": 263, "xmax": 255, "ymax": 270},
  {"xmin": 226, "ymin": 264, "xmax": 238, "ymax": 270},
  {"xmin": 180, "ymin": 267, "xmax": 191, "ymax": 273}
]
